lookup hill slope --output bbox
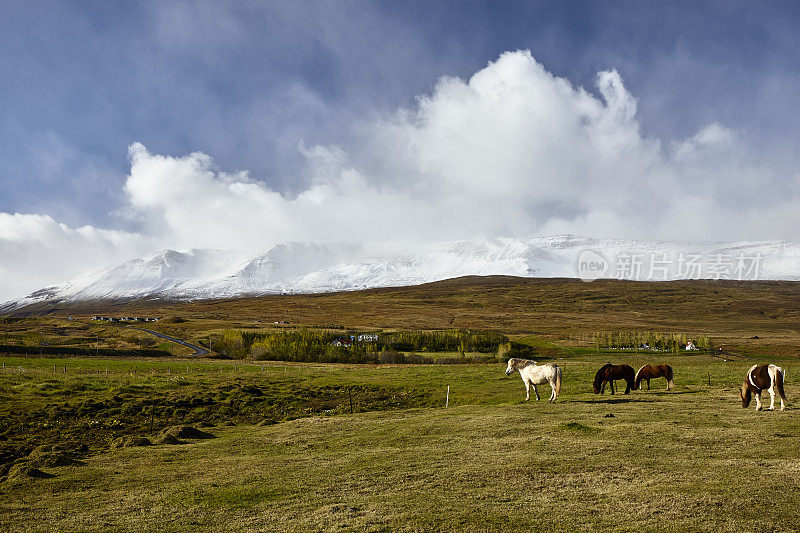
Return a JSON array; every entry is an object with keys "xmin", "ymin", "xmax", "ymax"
[{"xmin": 4, "ymin": 235, "xmax": 800, "ymax": 311}]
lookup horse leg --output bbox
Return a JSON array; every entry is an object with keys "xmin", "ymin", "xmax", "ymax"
[
  {"xmin": 768, "ymin": 386, "xmax": 776, "ymax": 411},
  {"xmin": 610, "ymin": 380, "xmax": 615, "ymax": 395},
  {"xmin": 531, "ymin": 383, "xmax": 540, "ymax": 401},
  {"xmin": 755, "ymin": 391, "xmax": 763, "ymax": 411},
  {"xmin": 524, "ymin": 379, "xmax": 530, "ymax": 402},
  {"xmin": 624, "ymin": 380, "xmax": 631, "ymax": 394},
  {"xmin": 549, "ymin": 379, "xmax": 556, "ymax": 402},
  {"xmin": 646, "ymin": 379, "xmax": 650, "ymax": 390}
]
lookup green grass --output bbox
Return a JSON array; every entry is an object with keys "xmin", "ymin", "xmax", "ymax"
[
  {"xmin": 4, "ymin": 276, "xmax": 800, "ymax": 530},
  {"xmin": 1, "ymin": 353, "xmax": 798, "ymax": 531}
]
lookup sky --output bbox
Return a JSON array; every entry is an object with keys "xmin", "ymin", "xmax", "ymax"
[{"xmin": 1, "ymin": 1, "xmax": 800, "ymax": 300}]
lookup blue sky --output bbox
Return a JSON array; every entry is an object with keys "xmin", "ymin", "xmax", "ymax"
[
  {"xmin": 1, "ymin": 1, "xmax": 800, "ymax": 298},
  {"xmin": 3, "ymin": 1, "xmax": 799, "ymax": 226}
]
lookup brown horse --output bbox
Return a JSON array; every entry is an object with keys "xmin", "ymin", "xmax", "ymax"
[
  {"xmin": 741, "ymin": 364, "xmax": 787, "ymax": 411},
  {"xmin": 593, "ymin": 364, "xmax": 635, "ymax": 394},
  {"xmin": 635, "ymin": 364, "xmax": 674, "ymax": 390}
]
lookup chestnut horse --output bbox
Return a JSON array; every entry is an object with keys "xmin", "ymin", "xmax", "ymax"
[
  {"xmin": 635, "ymin": 364, "xmax": 674, "ymax": 390},
  {"xmin": 593, "ymin": 363, "xmax": 635, "ymax": 394},
  {"xmin": 740, "ymin": 364, "xmax": 787, "ymax": 411}
]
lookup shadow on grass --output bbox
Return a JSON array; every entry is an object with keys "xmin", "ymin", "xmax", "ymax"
[
  {"xmin": 576, "ymin": 398, "xmax": 639, "ymax": 404},
  {"xmin": 642, "ymin": 390, "xmax": 703, "ymax": 395}
]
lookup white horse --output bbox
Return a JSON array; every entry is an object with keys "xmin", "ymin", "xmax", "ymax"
[
  {"xmin": 740, "ymin": 364, "xmax": 787, "ymax": 411},
  {"xmin": 505, "ymin": 358, "xmax": 562, "ymax": 402}
]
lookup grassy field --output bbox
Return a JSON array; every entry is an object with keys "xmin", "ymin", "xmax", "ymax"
[
  {"xmin": 2, "ymin": 277, "xmax": 800, "ymax": 530},
  {"xmin": 1, "ymin": 352, "xmax": 798, "ymax": 531}
]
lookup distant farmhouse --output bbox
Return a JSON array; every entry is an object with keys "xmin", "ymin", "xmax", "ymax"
[
  {"xmin": 92, "ymin": 316, "xmax": 160, "ymax": 323},
  {"xmin": 330, "ymin": 334, "xmax": 379, "ymax": 347}
]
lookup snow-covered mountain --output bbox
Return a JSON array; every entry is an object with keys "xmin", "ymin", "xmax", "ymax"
[{"xmin": 4, "ymin": 235, "xmax": 800, "ymax": 310}]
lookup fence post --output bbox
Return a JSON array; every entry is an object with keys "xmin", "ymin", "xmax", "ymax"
[{"xmin": 446, "ymin": 385, "xmax": 450, "ymax": 408}]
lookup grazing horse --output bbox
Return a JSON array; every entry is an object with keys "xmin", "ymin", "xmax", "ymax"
[
  {"xmin": 635, "ymin": 364, "xmax": 674, "ymax": 390},
  {"xmin": 741, "ymin": 364, "xmax": 787, "ymax": 411},
  {"xmin": 593, "ymin": 364, "xmax": 635, "ymax": 395},
  {"xmin": 505, "ymin": 358, "xmax": 562, "ymax": 402}
]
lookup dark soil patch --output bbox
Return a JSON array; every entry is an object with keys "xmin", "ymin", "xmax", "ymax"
[
  {"xmin": 6, "ymin": 463, "xmax": 54, "ymax": 481},
  {"xmin": 154, "ymin": 434, "xmax": 183, "ymax": 445},
  {"xmin": 162, "ymin": 426, "xmax": 216, "ymax": 440}
]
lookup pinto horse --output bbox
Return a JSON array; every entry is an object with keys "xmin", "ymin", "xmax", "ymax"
[
  {"xmin": 505, "ymin": 358, "xmax": 562, "ymax": 402},
  {"xmin": 593, "ymin": 363, "xmax": 635, "ymax": 395},
  {"xmin": 741, "ymin": 364, "xmax": 787, "ymax": 411},
  {"xmin": 635, "ymin": 364, "xmax": 674, "ymax": 390}
]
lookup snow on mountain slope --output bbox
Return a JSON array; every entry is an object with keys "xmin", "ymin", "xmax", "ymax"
[{"xmin": 4, "ymin": 235, "xmax": 800, "ymax": 310}]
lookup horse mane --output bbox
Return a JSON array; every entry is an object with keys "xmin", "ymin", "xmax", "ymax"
[
  {"xmin": 593, "ymin": 364, "xmax": 611, "ymax": 388},
  {"xmin": 634, "ymin": 365, "xmax": 646, "ymax": 384},
  {"xmin": 509, "ymin": 358, "xmax": 535, "ymax": 369}
]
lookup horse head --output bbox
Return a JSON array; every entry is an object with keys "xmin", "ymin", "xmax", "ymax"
[
  {"xmin": 505, "ymin": 358, "xmax": 520, "ymax": 375},
  {"xmin": 592, "ymin": 374, "xmax": 602, "ymax": 394},
  {"xmin": 740, "ymin": 381, "xmax": 752, "ymax": 407},
  {"xmin": 592, "ymin": 364, "xmax": 611, "ymax": 393}
]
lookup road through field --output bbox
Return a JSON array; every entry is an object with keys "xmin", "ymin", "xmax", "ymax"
[{"xmin": 131, "ymin": 327, "xmax": 209, "ymax": 357}]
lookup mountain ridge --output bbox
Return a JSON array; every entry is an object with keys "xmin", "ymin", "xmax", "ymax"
[{"xmin": 4, "ymin": 235, "xmax": 800, "ymax": 311}]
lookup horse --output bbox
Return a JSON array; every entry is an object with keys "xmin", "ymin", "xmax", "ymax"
[
  {"xmin": 505, "ymin": 358, "xmax": 562, "ymax": 402},
  {"xmin": 593, "ymin": 363, "xmax": 635, "ymax": 394},
  {"xmin": 740, "ymin": 364, "xmax": 787, "ymax": 411},
  {"xmin": 634, "ymin": 364, "xmax": 674, "ymax": 390}
]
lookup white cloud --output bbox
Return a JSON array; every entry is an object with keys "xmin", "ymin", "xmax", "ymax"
[
  {"xmin": 0, "ymin": 213, "xmax": 152, "ymax": 300},
  {"xmin": 2, "ymin": 50, "xmax": 799, "ymax": 300}
]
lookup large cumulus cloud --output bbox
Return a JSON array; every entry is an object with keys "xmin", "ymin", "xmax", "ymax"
[{"xmin": 2, "ymin": 51, "xmax": 799, "ymax": 300}]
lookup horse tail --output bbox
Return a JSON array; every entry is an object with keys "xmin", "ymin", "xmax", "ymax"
[
  {"xmin": 555, "ymin": 366, "xmax": 562, "ymax": 398},
  {"xmin": 776, "ymin": 367, "xmax": 787, "ymax": 401},
  {"xmin": 666, "ymin": 365, "xmax": 674, "ymax": 390}
]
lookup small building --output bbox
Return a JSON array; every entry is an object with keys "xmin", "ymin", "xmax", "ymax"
[
  {"xmin": 685, "ymin": 340, "xmax": 698, "ymax": 351},
  {"xmin": 330, "ymin": 339, "xmax": 352, "ymax": 348}
]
